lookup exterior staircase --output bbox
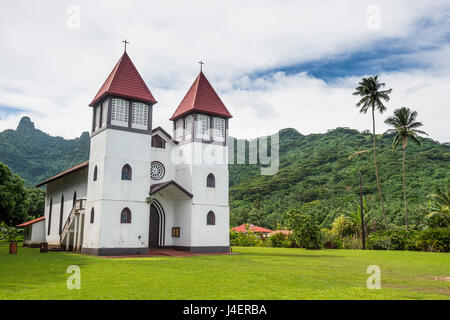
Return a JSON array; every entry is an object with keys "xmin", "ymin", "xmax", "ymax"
[{"xmin": 60, "ymin": 198, "xmax": 86, "ymax": 253}]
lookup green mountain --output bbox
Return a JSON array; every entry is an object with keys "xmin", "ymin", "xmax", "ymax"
[
  {"xmin": 0, "ymin": 117, "xmax": 90, "ymax": 186},
  {"xmin": 0, "ymin": 117, "xmax": 449, "ymax": 229},
  {"xmin": 228, "ymin": 128, "xmax": 450, "ymax": 229}
]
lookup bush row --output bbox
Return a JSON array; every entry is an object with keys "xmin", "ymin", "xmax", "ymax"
[
  {"xmin": 367, "ymin": 227, "xmax": 449, "ymax": 252},
  {"xmin": 230, "ymin": 227, "xmax": 449, "ymax": 252}
]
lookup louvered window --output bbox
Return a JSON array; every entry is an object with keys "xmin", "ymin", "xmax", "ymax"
[
  {"xmin": 175, "ymin": 118, "xmax": 183, "ymax": 141},
  {"xmin": 94, "ymin": 105, "xmax": 100, "ymax": 129},
  {"xmin": 131, "ymin": 102, "xmax": 148, "ymax": 130},
  {"xmin": 196, "ymin": 114, "xmax": 210, "ymax": 140},
  {"xmin": 111, "ymin": 98, "xmax": 129, "ymax": 127},
  {"xmin": 101, "ymin": 99, "xmax": 108, "ymax": 127},
  {"xmin": 212, "ymin": 117, "xmax": 225, "ymax": 141},
  {"xmin": 184, "ymin": 115, "xmax": 193, "ymax": 140}
]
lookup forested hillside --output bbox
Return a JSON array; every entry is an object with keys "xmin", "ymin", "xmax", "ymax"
[
  {"xmin": 0, "ymin": 117, "xmax": 449, "ymax": 229},
  {"xmin": 0, "ymin": 117, "xmax": 90, "ymax": 186},
  {"xmin": 229, "ymin": 128, "xmax": 450, "ymax": 229}
]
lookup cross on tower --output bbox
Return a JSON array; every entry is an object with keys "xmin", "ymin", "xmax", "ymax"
[
  {"xmin": 122, "ymin": 39, "xmax": 129, "ymax": 52},
  {"xmin": 198, "ymin": 60, "xmax": 205, "ymax": 72}
]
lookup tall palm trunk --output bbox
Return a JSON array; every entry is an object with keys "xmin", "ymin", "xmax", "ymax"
[
  {"xmin": 402, "ymin": 146, "xmax": 409, "ymax": 229},
  {"xmin": 372, "ymin": 106, "xmax": 387, "ymax": 227}
]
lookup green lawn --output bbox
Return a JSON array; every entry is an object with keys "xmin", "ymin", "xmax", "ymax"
[{"xmin": 0, "ymin": 243, "xmax": 448, "ymax": 299}]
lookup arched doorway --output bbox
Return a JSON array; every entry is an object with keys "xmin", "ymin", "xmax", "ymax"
[{"xmin": 149, "ymin": 201, "xmax": 165, "ymax": 248}]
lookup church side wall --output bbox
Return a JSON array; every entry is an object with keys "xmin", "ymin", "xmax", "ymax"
[
  {"xmin": 84, "ymin": 130, "xmax": 107, "ymax": 249},
  {"xmin": 44, "ymin": 168, "xmax": 88, "ymax": 246},
  {"xmin": 190, "ymin": 204, "xmax": 229, "ymax": 249}
]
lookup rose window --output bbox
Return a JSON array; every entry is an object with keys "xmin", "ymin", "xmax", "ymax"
[{"xmin": 150, "ymin": 161, "xmax": 165, "ymax": 181}]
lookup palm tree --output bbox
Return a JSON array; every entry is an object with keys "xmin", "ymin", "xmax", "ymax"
[
  {"xmin": 353, "ymin": 75, "xmax": 392, "ymax": 228},
  {"xmin": 425, "ymin": 179, "xmax": 450, "ymax": 227},
  {"xmin": 346, "ymin": 198, "xmax": 373, "ymax": 238},
  {"xmin": 429, "ymin": 178, "xmax": 450, "ymax": 210},
  {"xmin": 384, "ymin": 107, "xmax": 428, "ymax": 229}
]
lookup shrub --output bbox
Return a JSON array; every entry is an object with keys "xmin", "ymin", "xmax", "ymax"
[
  {"xmin": 0, "ymin": 222, "xmax": 22, "ymax": 242},
  {"xmin": 255, "ymin": 238, "xmax": 272, "ymax": 247},
  {"xmin": 331, "ymin": 215, "xmax": 356, "ymax": 238},
  {"xmin": 269, "ymin": 232, "xmax": 286, "ymax": 247},
  {"xmin": 412, "ymin": 228, "xmax": 450, "ymax": 252},
  {"xmin": 286, "ymin": 210, "xmax": 323, "ymax": 249},
  {"xmin": 322, "ymin": 228, "xmax": 342, "ymax": 249},
  {"xmin": 342, "ymin": 236, "xmax": 362, "ymax": 249},
  {"xmin": 285, "ymin": 234, "xmax": 298, "ymax": 248},
  {"xmin": 366, "ymin": 227, "xmax": 415, "ymax": 250},
  {"xmin": 229, "ymin": 230, "xmax": 238, "ymax": 244},
  {"xmin": 230, "ymin": 231, "xmax": 259, "ymax": 247}
]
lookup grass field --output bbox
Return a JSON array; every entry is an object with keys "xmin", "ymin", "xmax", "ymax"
[{"xmin": 0, "ymin": 243, "xmax": 449, "ymax": 299}]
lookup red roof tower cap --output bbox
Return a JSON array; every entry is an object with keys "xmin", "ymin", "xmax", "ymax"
[
  {"xmin": 89, "ymin": 52, "xmax": 157, "ymax": 107},
  {"xmin": 170, "ymin": 71, "xmax": 232, "ymax": 121}
]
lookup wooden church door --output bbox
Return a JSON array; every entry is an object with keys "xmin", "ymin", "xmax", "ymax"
[{"xmin": 149, "ymin": 205, "xmax": 160, "ymax": 248}]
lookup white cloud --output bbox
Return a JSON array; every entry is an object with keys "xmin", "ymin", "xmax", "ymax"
[{"xmin": 0, "ymin": 0, "xmax": 449, "ymax": 142}]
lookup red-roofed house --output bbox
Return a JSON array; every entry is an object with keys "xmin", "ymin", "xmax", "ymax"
[
  {"xmin": 231, "ymin": 224, "xmax": 273, "ymax": 234},
  {"xmin": 17, "ymin": 216, "xmax": 46, "ymax": 248}
]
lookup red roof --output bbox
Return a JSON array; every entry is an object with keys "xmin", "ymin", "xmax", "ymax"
[
  {"xmin": 231, "ymin": 224, "xmax": 273, "ymax": 234},
  {"xmin": 170, "ymin": 71, "xmax": 232, "ymax": 121},
  {"xmin": 36, "ymin": 161, "xmax": 89, "ymax": 187},
  {"xmin": 17, "ymin": 216, "xmax": 45, "ymax": 228},
  {"xmin": 89, "ymin": 52, "xmax": 157, "ymax": 106}
]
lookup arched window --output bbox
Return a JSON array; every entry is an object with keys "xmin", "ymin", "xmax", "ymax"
[
  {"xmin": 121, "ymin": 164, "xmax": 132, "ymax": 180},
  {"xmin": 73, "ymin": 191, "xmax": 77, "ymax": 208},
  {"xmin": 59, "ymin": 194, "xmax": 64, "ymax": 235},
  {"xmin": 207, "ymin": 211, "xmax": 215, "ymax": 225},
  {"xmin": 207, "ymin": 173, "xmax": 215, "ymax": 188},
  {"xmin": 120, "ymin": 208, "xmax": 131, "ymax": 224},
  {"xmin": 93, "ymin": 166, "xmax": 98, "ymax": 181},
  {"xmin": 90, "ymin": 208, "xmax": 95, "ymax": 224},
  {"xmin": 47, "ymin": 198, "xmax": 53, "ymax": 235}
]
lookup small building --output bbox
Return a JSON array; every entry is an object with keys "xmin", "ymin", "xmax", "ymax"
[
  {"xmin": 17, "ymin": 217, "xmax": 46, "ymax": 248},
  {"xmin": 231, "ymin": 224, "xmax": 273, "ymax": 236}
]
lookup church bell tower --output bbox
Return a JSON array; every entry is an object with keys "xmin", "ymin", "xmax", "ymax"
[
  {"xmin": 82, "ymin": 46, "xmax": 157, "ymax": 255},
  {"xmin": 170, "ymin": 67, "xmax": 232, "ymax": 252}
]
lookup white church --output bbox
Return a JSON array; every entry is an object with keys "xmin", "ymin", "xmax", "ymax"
[{"xmin": 20, "ymin": 49, "xmax": 232, "ymax": 255}]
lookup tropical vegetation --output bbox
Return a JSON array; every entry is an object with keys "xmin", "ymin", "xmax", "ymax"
[
  {"xmin": 353, "ymin": 75, "xmax": 392, "ymax": 227},
  {"xmin": 385, "ymin": 107, "xmax": 428, "ymax": 229}
]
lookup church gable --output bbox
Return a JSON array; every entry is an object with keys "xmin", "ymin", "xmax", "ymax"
[
  {"xmin": 151, "ymin": 134, "xmax": 166, "ymax": 149},
  {"xmin": 151, "ymin": 126, "xmax": 178, "ymax": 147}
]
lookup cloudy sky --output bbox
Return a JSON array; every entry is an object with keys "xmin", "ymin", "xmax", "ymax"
[{"xmin": 0, "ymin": 0, "xmax": 449, "ymax": 142}]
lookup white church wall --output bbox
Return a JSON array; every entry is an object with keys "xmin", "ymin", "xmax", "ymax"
[
  {"xmin": 151, "ymin": 140, "xmax": 176, "ymax": 184},
  {"xmin": 190, "ymin": 204, "xmax": 229, "ymax": 247},
  {"xmin": 191, "ymin": 165, "xmax": 229, "ymax": 205},
  {"xmin": 86, "ymin": 131, "xmax": 107, "ymax": 202},
  {"xmin": 98, "ymin": 200, "xmax": 149, "ymax": 249},
  {"xmin": 44, "ymin": 168, "xmax": 88, "ymax": 246},
  {"xmin": 30, "ymin": 220, "xmax": 45, "ymax": 244},
  {"xmin": 173, "ymin": 141, "xmax": 230, "ymax": 250},
  {"xmin": 170, "ymin": 200, "xmax": 192, "ymax": 247},
  {"xmin": 82, "ymin": 200, "xmax": 102, "ymax": 249},
  {"xmin": 85, "ymin": 128, "xmax": 152, "ymax": 253},
  {"xmin": 84, "ymin": 130, "xmax": 107, "ymax": 249},
  {"xmin": 102, "ymin": 129, "xmax": 151, "ymax": 202}
]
